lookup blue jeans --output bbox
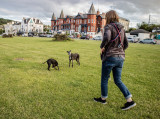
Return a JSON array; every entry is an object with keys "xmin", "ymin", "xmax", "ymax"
[{"xmin": 101, "ymin": 56, "xmax": 132, "ymax": 99}]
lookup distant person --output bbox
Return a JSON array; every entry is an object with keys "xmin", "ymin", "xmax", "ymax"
[{"xmin": 94, "ymin": 10, "xmax": 136, "ymax": 110}]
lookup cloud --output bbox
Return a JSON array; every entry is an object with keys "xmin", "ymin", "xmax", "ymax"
[{"xmin": 0, "ymin": 0, "xmax": 159, "ymax": 26}]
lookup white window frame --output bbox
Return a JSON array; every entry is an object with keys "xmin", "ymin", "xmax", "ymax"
[
  {"xmin": 88, "ymin": 19, "xmax": 90, "ymax": 23},
  {"xmin": 88, "ymin": 26, "xmax": 90, "ymax": 31}
]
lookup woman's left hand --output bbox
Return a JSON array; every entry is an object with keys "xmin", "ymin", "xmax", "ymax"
[{"xmin": 101, "ymin": 48, "xmax": 105, "ymax": 54}]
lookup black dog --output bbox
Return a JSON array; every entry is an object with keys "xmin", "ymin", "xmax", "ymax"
[
  {"xmin": 67, "ymin": 50, "xmax": 80, "ymax": 67},
  {"xmin": 43, "ymin": 58, "xmax": 59, "ymax": 71}
]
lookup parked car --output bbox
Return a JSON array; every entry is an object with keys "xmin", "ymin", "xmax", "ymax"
[
  {"xmin": 17, "ymin": 32, "xmax": 24, "ymax": 36},
  {"xmin": 68, "ymin": 35, "xmax": 74, "ymax": 38},
  {"xmin": 22, "ymin": 33, "xmax": 28, "ymax": 37},
  {"xmin": 39, "ymin": 34, "xmax": 47, "ymax": 37},
  {"xmin": 46, "ymin": 34, "xmax": 53, "ymax": 38},
  {"xmin": 132, "ymin": 36, "xmax": 140, "ymax": 42},
  {"xmin": 28, "ymin": 33, "xmax": 34, "ymax": 37},
  {"xmin": 139, "ymin": 39, "xmax": 157, "ymax": 44},
  {"xmin": 80, "ymin": 35, "xmax": 89, "ymax": 40},
  {"xmin": 57, "ymin": 31, "xmax": 65, "ymax": 34},
  {"xmin": 93, "ymin": 36, "xmax": 103, "ymax": 40},
  {"xmin": 127, "ymin": 37, "xmax": 134, "ymax": 42}
]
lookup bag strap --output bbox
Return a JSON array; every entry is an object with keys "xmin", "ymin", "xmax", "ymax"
[{"xmin": 111, "ymin": 23, "xmax": 123, "ymax": 48}]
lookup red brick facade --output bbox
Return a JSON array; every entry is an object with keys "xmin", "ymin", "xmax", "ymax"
[{"xmin": 51, "ymin": 4, "xmax": 106, "ymax": 35}]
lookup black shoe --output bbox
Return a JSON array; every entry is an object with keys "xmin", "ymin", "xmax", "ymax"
[
  {"xmin": 94, "ymin": 97, "xmax": 107, "ymax": 104},
  {"xmin": 121, "ymin": 101, "xmax": 136, "ymax": 110}
]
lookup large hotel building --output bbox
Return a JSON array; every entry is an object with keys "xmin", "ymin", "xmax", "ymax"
[{"xmin": 51, "ymin": 4, "xmax": 129, "ymax": 36}]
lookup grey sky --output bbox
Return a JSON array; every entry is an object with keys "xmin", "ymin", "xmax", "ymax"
[{"xmin": 0, "ymin": 0, "xmax": 160, "ymax": 27}]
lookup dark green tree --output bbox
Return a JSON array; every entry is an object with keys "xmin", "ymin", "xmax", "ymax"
[
  {"xmin": 128, "ymin": 28, "xmax": 137, "ymax": 32},
  {"xmin": 137, "ymin": 22, "xmax": 159, "ymax": 32}
]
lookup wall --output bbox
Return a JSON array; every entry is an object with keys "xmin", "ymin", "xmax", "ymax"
[
  {"xmin": 119, "ymin": 18, "xmax": 129, "ymax": 31},
  {"xmin": 138, "ymin": 33, "xmax": 151, "ymax": 40},
  {"xmin": 125, "ymin": 33, "xmax": 130, "ymax": 37}
]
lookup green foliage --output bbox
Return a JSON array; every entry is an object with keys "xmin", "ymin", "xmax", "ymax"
[
  {"xmin": 137, "ymin": 22, "xmax": 160, "ymax": 32},
  {"xmin": 128, "ymin": 28, "xmax": 137, "ymax": 32},
  {"xmin": 0, "ymin": 37, "xmax": 160, "ymax": 118},
  {"xmin": 2, "ymin": 34, "xmax": 13, "ymax": 38},
  {"xmin": 53, "ymin": 34, "xmax": 72, "ymax": 41},
  {"xmin": 0, "ymin": 29, "xmax": 5, "ymax": 34},
  {"xmin": 43, "ymin": 25, "xmax": 51, "ymax": 34},
  {"xmin": 0, "ymin": 18, "xmax": 12, "ymax": 25},
  {"xmin": 65, "ymin": 31, "xmax": 69, "ymax": 36}
]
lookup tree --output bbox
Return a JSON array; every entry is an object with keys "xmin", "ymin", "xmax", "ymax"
[
  {"xmin": 137, "ymin": 22, "xmax": 159, "ymax": 32},
  {"xmin": 128, "ymin": 28, "xmax": 137, "ymax": 32},
  {"xmin": 0, "ymin": 18, "xmax": 12, "ymax": 25},
  {"xmin": 0, "ymin": 29, "xmax": 5, "ymax": 34}
]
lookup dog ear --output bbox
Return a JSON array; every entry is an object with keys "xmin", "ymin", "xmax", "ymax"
[{"xmin": 70, "ymin": 50, "xmax": 71, "ymax": 52}]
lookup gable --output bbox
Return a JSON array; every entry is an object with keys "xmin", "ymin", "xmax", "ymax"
[{"xmin": 75, "ymin": 15, "xmax": 83, "ymax": 19}]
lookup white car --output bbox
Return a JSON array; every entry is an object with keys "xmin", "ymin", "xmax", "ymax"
[
  {"xmin": 93, "ymin": 36, "xmax": 103, "ymax": 40},
  {"xmin": 46, "ymin": 34, "xmax": 54, "ymax": 38},
  {"xmin": 127, "ymin": 37, "xmax": 134, "ymax": 42},
  {"xmin": 22, "ymin": 33, "xmax": 28, "ymax": 37},
  {"xmin": 139, "ymin": 39, "xmax": 157, "ymax": 44},
  {"xmin": 68, "ymin": 35, "xmax": 74, "ymax": 38}
]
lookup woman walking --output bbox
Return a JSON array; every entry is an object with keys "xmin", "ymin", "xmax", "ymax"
[{"xmin": 94, "ymin": 10, "xmax": 136, "ymax": 110}]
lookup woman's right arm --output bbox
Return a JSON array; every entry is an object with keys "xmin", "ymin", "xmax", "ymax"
[
  {"xmin": 123, "ymin": 30, "xmax": 128, "ymax": 50},
  {"xmin": 100, "ymin": 26, "xmax": 111, "ymax": 49}
]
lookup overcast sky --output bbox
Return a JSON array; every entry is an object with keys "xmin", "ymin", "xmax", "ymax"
[{"xmin": 0, "ymin": 0, "xmax": 160, "ymax": 27}]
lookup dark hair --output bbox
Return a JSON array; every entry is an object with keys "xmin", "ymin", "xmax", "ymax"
[{"xmin": 105, "ymin": 10, "xmax": 119, "ymax": 24}]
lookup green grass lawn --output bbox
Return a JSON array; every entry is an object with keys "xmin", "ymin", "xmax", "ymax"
[{"xmin": 0, "ymin": 37, "xmax": 160, "ymax": 119}]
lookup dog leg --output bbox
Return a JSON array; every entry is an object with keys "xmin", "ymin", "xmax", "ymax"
[
  {"xmin": 77, "ymin": 58, "xmax": 80, "ymax": 65},
  {"xmin": 69, "ymin": 60, "xmax": 71, "ymax": 67},
  {"xmin": 72, "ymin": 60, "xmax": 73, "ymax": 67},
  {"xmin": 52, "ymin": 64, "xmax": 55, "ymax": 68},
  {"xmin": 48, "ymin": 64, "xmax": 51, "ymax": 71}
]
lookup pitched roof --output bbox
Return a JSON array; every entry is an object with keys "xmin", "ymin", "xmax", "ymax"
[
  {"xmin": 24, "ymin": 18, "xmax": 31, "ymax": 24},
  {"xmin": 14, "ymin": 22, "xmax": 21, "ymax": 25},
  {"xmin": 23, "ymin": 18, "xmax": 43, "ymax": 24},
  {"xmin": 51, "ymin": 13, "xmax": 56, "ymax": 20},
  {"xmin": 97, "ymin": 14, "xmax": 105, "ymax": 19},
  {"xmin": 35, "ymin": 19, "xmax": 43, "ymax": 24},
  {"xmin": 74, "ymin": 13, "xmax": 87, "ymax": 19},
  {"xmin": 59, "ymin": 10, "xmax": 64, "ymax": 19},
  {"xmin": 130, "ymin": 29, "xmax": 149, "ymax": 35},
  {"xmin": 64, "ymin": 15, "xmax": 74, "ymax": 21},
  {"xmin": 88, "ymin": 3, "xmax": 96, "ymax": 15}
]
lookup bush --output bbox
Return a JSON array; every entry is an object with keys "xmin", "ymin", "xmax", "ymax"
[
  {"xmin": 2, "ymin": 34, "xmax": 13, "ymax": 38},
  {"xmin": 53, "ymin": 34, "xmax": 72, "ymax": 41},
  {"xmin": 0, "ymin": 29, "xmax": 5, "ymax": 35}
]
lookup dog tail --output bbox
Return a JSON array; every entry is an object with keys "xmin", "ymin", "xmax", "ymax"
[{"xmin": 43, "ymin": 61, "xmax": 47, "ymax": 64}]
